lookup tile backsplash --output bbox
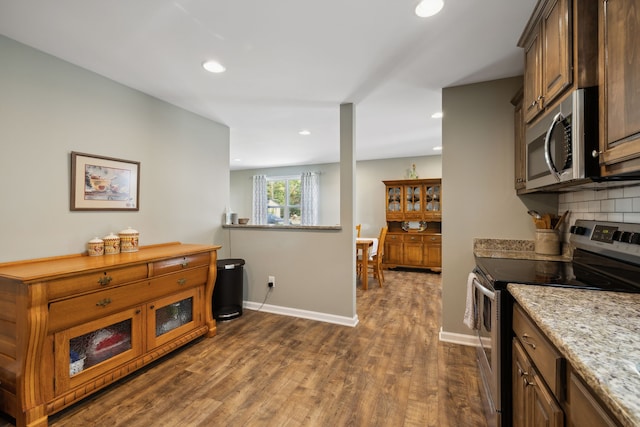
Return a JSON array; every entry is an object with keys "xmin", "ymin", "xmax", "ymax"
[{"xmin": 559, "ymin": 183, "xmax": 640, "ymax": 227}]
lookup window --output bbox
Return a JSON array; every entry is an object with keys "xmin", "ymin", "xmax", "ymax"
[{"xmin": 267, "ymin": 176, "xmax": 301, "ymax": 225}]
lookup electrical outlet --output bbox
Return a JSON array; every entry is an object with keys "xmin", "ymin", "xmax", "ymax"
[{"xmin": 268, "ymin": 275, "xmax": 275, "ymax": 288}]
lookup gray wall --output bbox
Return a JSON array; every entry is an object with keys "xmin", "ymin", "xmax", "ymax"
[
  {"xmin": 0, "ymin": 36, "xmax": 231, "ymax": 262},
  {"xmin": 224, "ymin": 105, "xmax": 357, "ymax": 322},
  {"xmin": 441, "ymin": 77, "xmax": 557, "ymax": 339}
]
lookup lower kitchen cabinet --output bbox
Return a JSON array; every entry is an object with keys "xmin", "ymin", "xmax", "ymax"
[
  {"xmin": 512, "ymin": 303, "xmax": 623, "ymax": 427},
  {"xmin": 0, "ymin": 242, "xmax": 220, "ymax": 427},
  {"xmin": 512, "ymin": 339, "xmax": 564, "ymax": 427}
]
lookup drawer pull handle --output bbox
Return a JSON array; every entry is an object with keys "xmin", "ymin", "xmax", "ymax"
[
  {"xmin": 96, "ymin": 298, "xmax": 112, "ymax": 308},
  {"xmin": 181, "ymin": 260, "xmax": 189, "ymax": 268},
  {"xmin": 98, "ymin": 276, "xmax": 113, "ymax": 286},
  {"xmin": 523, "ymin": 376, "xmax": 535, "ymax": 387},
  {"xmin": 177, "ymin": 278, "xmax": 187, "ymax": 285},
  {"xmin": 521, "ymin": 333, "xmax": 537, "ymax": 349}
]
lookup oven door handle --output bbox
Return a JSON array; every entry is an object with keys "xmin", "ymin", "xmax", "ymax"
[{"xmin": 473, "ymin": 277, "xmax": 496, "ymax": 301}]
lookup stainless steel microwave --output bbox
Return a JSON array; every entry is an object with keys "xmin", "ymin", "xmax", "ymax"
[{"xmin": 525, "ymin": 88, "xmax": 599, "ymax": 190}]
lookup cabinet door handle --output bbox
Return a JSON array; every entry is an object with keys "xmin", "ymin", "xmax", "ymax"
[
  {"xmin": 96, "ymin": 298, "xmax": 112, "ymax": 308},
  {"xmin": 177, "ymin": 278, "xmax": 187, "ymax": 285},
  {"xmin": 98, "ymin": 276, "xmax": 113, "ymax": 286},
  {"xmin": 521, "ymin": 333, "xmax": 537, "ymax": 349},
  {"xmin": 523, "ymin": 376, "xmax": 535, "ymax": 387}
]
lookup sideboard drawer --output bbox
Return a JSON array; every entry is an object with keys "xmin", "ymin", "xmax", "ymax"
[
  {"xmin": 150, "ymin": 253, "xmax": 211, "ymax": 276},
  {"xmin": 49, "ymin": 280, "xmax": 152, "ymax": 332},
  {"xmin": 149, "ymin": 266, "xmax": 208, "ymax": 294},
  {"xmin": 48, "ymin": 264, "xmax": 149, "ymax": 301}
]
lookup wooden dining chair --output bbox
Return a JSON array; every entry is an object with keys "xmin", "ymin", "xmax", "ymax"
[
  {"xmin": 357, "ymin": 226, "xmax": 388, "ymax": 287},
  {"xmin": 355, "ymin": 224, "xmax": 361, "ymax": 237},
  {"xmin": 369, "ymin": 226, "xmax": 388, "ymax": 286}
]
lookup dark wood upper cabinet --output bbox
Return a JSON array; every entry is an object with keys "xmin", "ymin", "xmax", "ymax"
[
  {"xmin": 519, "ymin": 0, "xmax": 597, "ymax": 124},
  {"xmin": 598, "ymin": 0, "xmax": 640, "ymax": 176}
]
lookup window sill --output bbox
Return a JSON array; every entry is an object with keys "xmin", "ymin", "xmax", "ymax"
[{"xmin": 223, "ymin": 224, "xmax": 341, "ymax": 231}]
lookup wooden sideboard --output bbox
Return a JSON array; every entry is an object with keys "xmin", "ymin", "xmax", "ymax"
[{"xmin": 0, "ymin": 242, "xmax": 221, "ymax": 427}]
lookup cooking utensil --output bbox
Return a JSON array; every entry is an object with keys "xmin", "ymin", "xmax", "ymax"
[
  {"xmin": 527, "ymin": 210, "xmax": 542, "ymax": 219},
  {"xmin": 554, "ymin": 210, "xmax": 570, "ymax": 230}
]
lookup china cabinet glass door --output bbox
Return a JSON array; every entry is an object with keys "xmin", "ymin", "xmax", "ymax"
[
  {"xmin": 404, "ymin": 184, "xmax": 422, "ymax": 220},
  {"xmin": 386, "ymin": 185, "xmax": 403, "ymax": 220},
  {"xmin": 425, "ymin": 184, "xmax": 441, "ymax": 219}
]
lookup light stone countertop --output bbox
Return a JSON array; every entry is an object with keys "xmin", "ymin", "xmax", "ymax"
[
  {"xmin": 508, "ymin": 284, "xmax": 640, "ymax": 427},
  {"xmin": 473, "ymin": 238, "xmax": 571, "ymax": 261}
]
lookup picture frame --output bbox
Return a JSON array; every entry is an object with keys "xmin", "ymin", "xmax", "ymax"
[{"xmin": 70, "ymin": 152, "xmax": 140, "ymax": 211}]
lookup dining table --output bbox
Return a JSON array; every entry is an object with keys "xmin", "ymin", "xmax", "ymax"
[{"xmin": 356, "ymin": 238, "xmax": 378, "ymax": 290}]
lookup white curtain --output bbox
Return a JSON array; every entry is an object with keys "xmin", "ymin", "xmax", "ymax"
[
  {"xmin": 252, "ymin": 175, "xmax": 268, "ymax": 225},
  {"xmin": 300, "ymin": 172, "xmax": 319, "ymax": 225}
]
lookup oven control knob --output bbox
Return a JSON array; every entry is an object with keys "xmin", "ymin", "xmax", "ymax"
[
  {"xmin": 631, "ymin": 233, "xmax": 640, "ymax": 245},
  {"xmin": 621, "ymin": 232, "xmax": 633, "ymax": 243},
  {"xmin": 571, "ymin": 226, "xmax": 588, "ymax": 236},
  {"xmin": 613, "ymin": 230, "xmax": 623, "ymax": 242}
]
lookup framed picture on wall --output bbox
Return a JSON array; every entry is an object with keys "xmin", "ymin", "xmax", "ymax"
[{"xmin": 70, "ymin": 152, "xmax": 140, "ymax": 211}]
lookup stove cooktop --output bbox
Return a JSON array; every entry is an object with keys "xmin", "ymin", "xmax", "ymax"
[
  {"xmin": 475, "ymin": 220, "xmax": 640, "ymax": 293},
  {"xmin": 474, "ymin": 255, "xmax": 640, "ymax": 293}
]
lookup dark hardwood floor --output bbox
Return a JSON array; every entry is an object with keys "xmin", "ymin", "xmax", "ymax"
[{"xmin": 1, "ymin": 270, "xmax": 487, "ymax": 427}]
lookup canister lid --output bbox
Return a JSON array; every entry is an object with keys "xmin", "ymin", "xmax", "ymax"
[
  {"xmin": 88, "ymin": 237, "xmax": 103, "ymax": 244},
  {"xmin": 119, "ymin": 227, "xmax": 139, "ymax": 235},
  {"xmin": 103, "ymin": 232, "xmax": 119, "ymax": 240}
]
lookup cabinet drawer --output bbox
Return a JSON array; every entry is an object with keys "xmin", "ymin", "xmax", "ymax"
[
  {"xmin": 386, "ymin": 233, "xmax": 404, "ymax": 242},
  {"xmin": 150, "ymin": 253, "xmax": 211, "ymax": 276},
  {"xmin": 404, "ymin": 234, "xmax": 423, "ymax": 243},
  {"xmin": 48, "ymin": 267, "xmax": 207, "ymax": 332},
  {"xmin": 48, "ymin": 264, "xmax": 149, "ymax": 301},
  {"xmin": 513, "ymin": 304, "xmax": 564, "ymax": 397},
  {"xmin": 49, "ymin": 280, "xmax": 152, "ymax": 332},
  {"xmin": 424, "ymin": 234, "xmax": 441, "ymax": 244},
  {"xmin": 149, "ymin": 265, "xmax": 208, "ymax": 295}
]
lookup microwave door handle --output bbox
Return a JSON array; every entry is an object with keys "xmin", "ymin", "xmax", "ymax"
[
  {"xmin": 473, "ymin": 277, "xmax": 495, "ymax": 301},
  {"xmin": 544, "ymin": 112, "xmax": 564, "ymax": 181}
]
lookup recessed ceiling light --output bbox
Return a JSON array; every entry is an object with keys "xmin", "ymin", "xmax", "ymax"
[
  {"xmin": 299, "ymin": 130, "xmax": 311, "ymax": 136},
  {"xmin": 202, "ymin": 60, "xmax": 226, "ymax": 73},
  {"xmin": 431, "ymin": 112, "xmax": 443, "ymax": 119},
  {"xmin": 433, "ymin": 146, "xmax": 442, "ymax": 151},
  {"xmin": 415, "ymin": 0, "xmax": 444, "ymax": 18}
]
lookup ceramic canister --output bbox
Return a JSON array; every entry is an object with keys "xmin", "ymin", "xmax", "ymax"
[
  {"xmin": 535, "ymin": 229, "xmax": 561, "ymax": 256},
  {"xmin": 103, "ymin": 232, "xmax": 120, "ymax": 255},
  {"xmin": 119, "ymin": 227, "xmax": 139, "ymax": 253},
  {"xmin": 87, "ymin": 237, "xmax": 104, "ymax": 257}
]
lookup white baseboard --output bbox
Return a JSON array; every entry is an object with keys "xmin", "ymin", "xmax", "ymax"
[
  {"xmin": 439, "ymin": 327, "xmax": 490, "ymax": 348},
  {"xmin": 243, "ymin": 301, "xmax": 359, "ymax": 327}
]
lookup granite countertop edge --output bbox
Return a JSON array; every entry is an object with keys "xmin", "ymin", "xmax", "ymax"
[{"xmin": 508, "ymin": 284, "xmax": 640, "ymax": 427}]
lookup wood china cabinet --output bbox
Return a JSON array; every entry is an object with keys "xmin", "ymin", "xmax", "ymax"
[
  {"xmin": 382, "ymin": 179, "xmax": 442, "ymax": 272},
  {"xmin": 597, "ymin": 0, "xmax": 640, "ymax": 176},
  {"xmin": 0, "ymin": 242, "xmax": 220, "ymax": 427}
]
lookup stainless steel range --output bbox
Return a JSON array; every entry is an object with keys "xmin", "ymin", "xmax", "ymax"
[{"xmin": 470, "ymin": 220, "xmax": 640, "ymax": 427}]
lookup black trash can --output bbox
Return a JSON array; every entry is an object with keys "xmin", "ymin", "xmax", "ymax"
[{"xmin": 213, "ymin": 258, "xmax": 245, "ymax": 320}]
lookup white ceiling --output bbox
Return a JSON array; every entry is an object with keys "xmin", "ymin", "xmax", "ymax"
[{"xmin": 0, "ymin": 0, "xmax": 536, "ymax": 170}]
